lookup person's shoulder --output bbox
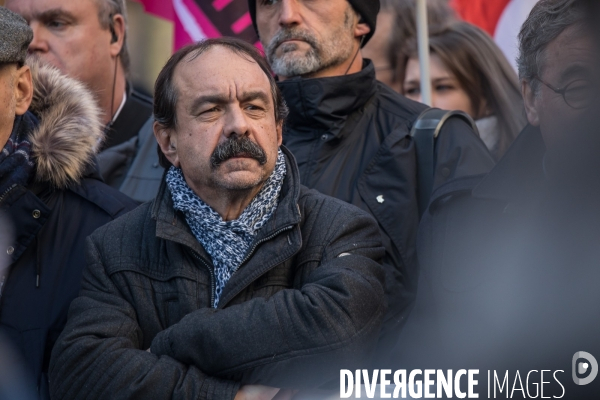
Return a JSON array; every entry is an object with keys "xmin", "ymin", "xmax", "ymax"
[
  {"xmin": 84, "ymin": 200, "xmax": 156, "ymax": 268},
  {"xmin": 372, "ymin": 80, "xmax": 428, "ymax": 123},
  {"xmin": 88, "ymin": 200, "xmax": 153, "ymax": 245},
  {"xmin": 298, "ymin": 185, "xmax": 376, "ymax": 224},
  {"xmin": 70, "ymin": 177, "xmax": 140, "ymax": 219},
  {"xmin": 296, "ymin": 186, "xmax": 381, "ymax": 252}
]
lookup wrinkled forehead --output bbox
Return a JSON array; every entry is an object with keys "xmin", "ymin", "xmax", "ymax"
[
  {"xmin": 541, "ymin": 25, "xmax": 597, "ymax": 82},
  {"xmin": 173, "ymin": 46, "xmax": 273, "ymax": 103}
]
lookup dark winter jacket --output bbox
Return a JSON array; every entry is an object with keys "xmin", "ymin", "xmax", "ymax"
[
  {"xmin": 96, "ymin": 84, "xmax": 155, "ymax": 193},
  {"xmin": 48, "ymin": 147, "xmax": 386, "ymax": 400},
  {"xmin": 395, "ymin": 125, "xmax": 600, "ymax": 397},
  {"xmin": 279, "ymin": 59, "xmax": 496, "ymax": 355},
  {"xmin": 0, "ymin": 60, "xmax": 137, "ymax": 399},
  {"xmin": 113, "ymin": 117, "xmax": 164, "ymax": 203}
]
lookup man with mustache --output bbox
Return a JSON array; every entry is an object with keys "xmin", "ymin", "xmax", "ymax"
[
  {"xmin": 249, "ymin": 0, "xmax": 495, "ymax": 359},
  {"xmin": 49, "ymin": 37, "xmax": 387, "ymax": 400}
]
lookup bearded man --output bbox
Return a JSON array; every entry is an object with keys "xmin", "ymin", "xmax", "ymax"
[{"xmin": 249, "ymin": 0, "xmax": 495, "ymax": 359}]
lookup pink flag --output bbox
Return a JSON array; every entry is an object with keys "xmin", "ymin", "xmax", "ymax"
[{"xmin": 133, "ymin": 0, "xmax": 259, "ymax": 51}]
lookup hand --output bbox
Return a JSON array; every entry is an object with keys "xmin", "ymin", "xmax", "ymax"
[{"xmin": 234, "ymin": 385, "xmax": 297, "ymax": 400}]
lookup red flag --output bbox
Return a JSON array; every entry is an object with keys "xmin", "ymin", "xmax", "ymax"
[
  {"xmin": 450, "ymin": 0, "xmax": 512, "ymax": 37},
  {"xmin": 133, "ymin": 0, "xmax": 258, "ymax": 51},
  {"xmin": 450, "ymin": 0, "xmax": 538, "ymax": 70}
]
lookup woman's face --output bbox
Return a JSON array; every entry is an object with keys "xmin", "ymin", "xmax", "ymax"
[{"xmin": 403, "ymin": 54, "xmax": 476, "ymax": 118}]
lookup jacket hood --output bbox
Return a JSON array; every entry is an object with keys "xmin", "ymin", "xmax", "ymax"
[
  {"xmin": 27, "ymin": 56, "xmax": 104, "ymax": 189},
  {"xmin": 277, "ymin": 60, "xmax": 378, "ymax": 136}
]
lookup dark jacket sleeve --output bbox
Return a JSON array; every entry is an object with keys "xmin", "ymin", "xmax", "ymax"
[
  {"xmin": 150, "ymin": 205, "xmax": 386, "ymax": 389},
  {"xmin": 48, "ymin": 237, "xmax": 240, "ymax": 400}
]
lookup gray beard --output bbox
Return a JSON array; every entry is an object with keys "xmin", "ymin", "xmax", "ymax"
[
  {"xmin": 268, "ymin": 40, "xmax": 354, "ymax": 78},
  {"xmin": 265, "ymin": 7, "xmax": 356, "ymax": 78},
  {"xmin": 268, "ymin": 42, "xmax": 322, "ymax": 77}
]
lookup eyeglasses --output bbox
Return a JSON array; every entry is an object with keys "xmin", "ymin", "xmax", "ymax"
[{"xmin": 535, "ymin": 76, "xmax": 598, "ymax": 110}]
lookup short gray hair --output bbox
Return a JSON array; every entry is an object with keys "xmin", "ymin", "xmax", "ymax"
[
  {"xmin": 95, "ymin": 0, "xmax": 130, "ymax": 74},
  {"xmin": 517, "ymin": 0, "xmax": 586, "ymax": 92}
]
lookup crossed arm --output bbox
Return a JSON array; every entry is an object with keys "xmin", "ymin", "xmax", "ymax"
[{"xmin": 49, "ymin": 212, "xmax": 385, "ymax": 400}]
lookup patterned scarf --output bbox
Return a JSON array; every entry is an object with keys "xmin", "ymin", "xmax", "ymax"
[
  {"xmin": 0, "ymin": 114, "xmax": 35, "ymax": 205},
  {"xmin": 166, "ymin": 149, "xmax": 287, "ymax": 307}
]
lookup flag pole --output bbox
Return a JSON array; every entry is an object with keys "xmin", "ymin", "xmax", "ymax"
[{"xmin": 416, "ymin": 0, "xmax": 432, "ymax": 106}]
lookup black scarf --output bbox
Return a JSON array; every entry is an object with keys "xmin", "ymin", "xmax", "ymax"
[{"xmin": 0, "ymin": 113, "xmax": 36, "ymax": 202}]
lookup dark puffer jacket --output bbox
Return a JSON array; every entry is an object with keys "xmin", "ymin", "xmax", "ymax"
[
  {"xmin": 49, "ymin": 147, "xmax": 386, "ymax": 400},
  {"xmin": 0, "ymin": 60, "xmax": 137, "ymax": 399}
]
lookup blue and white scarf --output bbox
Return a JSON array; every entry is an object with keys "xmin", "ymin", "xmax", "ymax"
[{"xmin": 166, "ymin": 149, "xmax": 287, "ymax": 307}]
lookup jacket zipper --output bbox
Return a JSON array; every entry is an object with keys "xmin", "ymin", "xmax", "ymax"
[
  {"xmin": 0, "ymin": 184, "xmax": 17, "ymax": 206},
  {"xmin": 193, "ymin": 225, "xmax": 295, "ymax": 309},
  {"xmin": 234, "ymin": 225, "xmax": 295, "ymax": 274},
  {"xmin": 192, "ymin": 252, "xmax": 216, "ymax": 308},
  {"xmin": 219, "ymin": 225, "xmax": 295, "ymax": 308},
  {"xmin": 0, "ymin": 185, "xmax": 18, "ymax": 300}
]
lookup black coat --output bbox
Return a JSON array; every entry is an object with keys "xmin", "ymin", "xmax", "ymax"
[
  {"xmin": 398, "ymin": 125, "xmax": 600, "ymax": 397},
  {"xmin": 0, "ymin": 171, "xmax": 136, "ymax": 397},
  {"xmin": 0, "ymin": 62, "xmax": 138, "ymax": 399},
  {"xmin": 279, "ymin": 60, "xmax": 496, "ymax": 355},
  {"xmin": 49, "ymin": 148, "xmax": 387, "ymax": 400},
  {"xmin": 97, "ymin": 84, "xmax": 154, "ymax": 190}
]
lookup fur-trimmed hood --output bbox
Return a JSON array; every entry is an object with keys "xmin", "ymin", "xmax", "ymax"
[{"xmin": 27, "ymin": 57, "xmax": 104, "ymax": 189}]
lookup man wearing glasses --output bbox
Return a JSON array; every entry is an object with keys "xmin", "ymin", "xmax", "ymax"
[{"xmin": 394, "ymin": 0, "xmax": 600, "ymax": 392}]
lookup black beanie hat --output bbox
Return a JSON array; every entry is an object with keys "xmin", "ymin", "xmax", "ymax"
[{"xmin": 247, "ymin": 0, "xmax": 380, "ymax": 47}]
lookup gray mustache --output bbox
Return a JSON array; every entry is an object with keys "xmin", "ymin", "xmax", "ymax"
[{"xmin": 210, "ymin": 136, "xmax": 267, "ymax": 169}]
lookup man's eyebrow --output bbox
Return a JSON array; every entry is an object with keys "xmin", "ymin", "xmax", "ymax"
[
  {"xmin": 239, "ymin": 90, "xmax": 271, "ymax": 105},
  {"xmin": 34, "ymin": 8, "xmax": 76, "ymax": 22},
  {"xmin": 189, "ymin": 94, "xmax": 230, "ymax": 113},
  {"xmin": 189, "ymin": 90, "xmax": 271, "ymax": 113},
  {"xmin": 559, "ymin": 64, "xmax": 593, "ymax": 84}
]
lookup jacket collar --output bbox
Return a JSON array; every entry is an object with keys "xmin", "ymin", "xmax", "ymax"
[
  {"xmin": 472, "ymin": 124, "xmax": 547, "ymax": 203},
  {"xmin": 152, "ymin": 146, "xmax": 302, "ymax": 255},
  {"xmin": 277, "ymin": 60, "xmax": 378, "ymax": 137}
]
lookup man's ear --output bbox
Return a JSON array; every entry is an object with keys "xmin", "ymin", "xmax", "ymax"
[
  {"xmin": 14, "ymin": 65, "xmax": 33, "ymax": 116},
  {"xmin": 355, "ymin": 20, "xmax": 371, "ymax": 41},
  {"xmin": 154, "ymin": 121, "xmax": 180, "ymax": 167},
  {"xmin": 522, "ymin": 79, "xmax": 540, "ymax": 127},
  {"xmin": 109, "ymin": 14, "xmax": 126, "ymax": 57}
]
